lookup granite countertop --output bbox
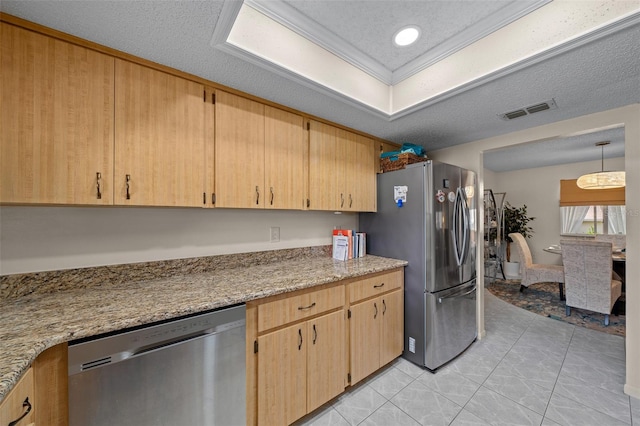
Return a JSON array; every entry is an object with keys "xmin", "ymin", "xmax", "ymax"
[{"xmin": 0, "ymin": 253, "xmax": 406, "ymax": 402}]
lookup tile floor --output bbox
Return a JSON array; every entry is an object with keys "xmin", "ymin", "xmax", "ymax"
[{"xmin": 295, "ymin": 289, "xmax": 639, "ymax": 426}]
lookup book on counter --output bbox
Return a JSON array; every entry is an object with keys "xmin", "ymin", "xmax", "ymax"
[{"xmin": 332, "ymin": 229, "xmax": 366, "ymax": 260}]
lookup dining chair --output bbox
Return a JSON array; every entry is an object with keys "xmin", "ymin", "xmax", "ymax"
[
  {"xmin": 560, "ymin": 239, "xmax": 622, "ymax": 326},
  {"xmin": 508, "ymin": 232, "xmax": 565, "ymax": 298}
]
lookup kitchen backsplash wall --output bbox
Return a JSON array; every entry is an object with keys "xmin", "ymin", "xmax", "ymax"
[{"xmin": 0, "ymin": 206, "xmax": 357, "ymax": 275}]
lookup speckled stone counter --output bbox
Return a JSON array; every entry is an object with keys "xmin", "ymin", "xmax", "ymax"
[{"xmin": 0, "ymin": 248, "xmax": 406, "ymax": 402}]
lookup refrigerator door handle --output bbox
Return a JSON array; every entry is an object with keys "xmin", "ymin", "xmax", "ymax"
[
  {"xmin": 452, "ymin": 188, "xmax": 469, "ymax": 266},
  {"xmin": 460, "ymin": 188, "xmax": 471, "ymax": 266},
  {"xmin": 437, "ymin": 283, "xmax": 477, "ymax": 303}
]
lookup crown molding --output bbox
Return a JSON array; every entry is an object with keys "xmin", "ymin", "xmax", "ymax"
[
  {"xmin": 245, "ymin": 0, "xmax": 392, "ymax": 84},
  {"xmin": 391, "ymin": 0, "xmax": 551, "ymax": 84},
  {"xmin": 390, "ymin": 10, "xmax": 640, "ymax": 121},
  {"xmin": 214, "ymin": 42, "xmax": 391, "ymax": 120},
  {"xmin": 246, "ymin": 0, "xmax": 550, "ymax": 85}
]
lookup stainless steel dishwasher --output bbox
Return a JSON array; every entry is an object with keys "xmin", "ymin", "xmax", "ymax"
[{"xmin": 68, "ymin": 304, "xmax": 246, "ymax": 426}]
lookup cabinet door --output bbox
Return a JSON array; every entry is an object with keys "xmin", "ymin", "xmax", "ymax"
[
  {"xmin": 307, "ymin": 310, "xmax": 346, "ymax": 413},
  {"xmin": 265, "ymin": 106, "xmax": 305, "ymax": 209},
  {"xmin": 1, "ymin": 23, "xmax": 114, "ymax": 205},
  {"xmin": 352, "ymin": 134, "xmax": 376, "ymax": 212},
  {"xmin": 308, "ymin": 120, "xmax": 338, "ymax": 210},
  {"xmin": 380, "ymin": 289, "xmax": 404, "ymax": 366},
  {"xmin": 257, "ymin": 324, "xmax": 306, "ymax": 426},
  {"xmin": 114, "ymin": 59, "xmax": 204, "ymax": 206},
  {"xmin": 215, "ymin": 90, "xmax": 265, "ymax": 208},
  {"xmin": 336, "ymin": 128, "xmax": 357, "ymax": 211},
  {"xmin": 0, "ymin": 367, "xmax": 34, "ymax": 426},
  {"xmin": 349, "ymin": 298, "xmax": 381, "ymax": 385}
]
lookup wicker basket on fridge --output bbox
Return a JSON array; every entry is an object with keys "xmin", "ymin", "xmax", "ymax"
[{"xmin": 380, "ymin": 152, "xmax": 428, "ymax": 173}]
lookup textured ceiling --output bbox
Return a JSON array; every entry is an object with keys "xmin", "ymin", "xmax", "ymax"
[
  {"xmin": 1, "ymin": 0, "xmax": 639, "ymax": 170},
  {"xmin": 483, "ymin": 127, "xmax": 625, "ymax": 172}
]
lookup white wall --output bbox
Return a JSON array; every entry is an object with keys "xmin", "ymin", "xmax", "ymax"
[
  {"xmin": 0, "ymin": 207, "xmax": 357, "ymax": 275},
  {"xmin": 429, "ymin": 104, "xmax": 640, "ymax": 399},
  {"xmin": 485, "ymin": 157, "xmax": 625, "ymax": 266}
]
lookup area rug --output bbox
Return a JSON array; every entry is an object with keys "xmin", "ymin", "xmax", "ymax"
[{"xmin": 487, "ymin": 279, "xmax": 625, "ymax": 337}]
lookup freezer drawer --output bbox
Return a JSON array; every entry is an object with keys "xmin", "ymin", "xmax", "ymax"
[{"xmin": 425, "ymin": 281, "xmax": 477, "ymax": 370}]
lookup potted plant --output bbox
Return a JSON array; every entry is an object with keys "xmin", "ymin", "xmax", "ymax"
[{"xmin": 503, "ymin": 203, "xmax": 535, "ymax": 276}]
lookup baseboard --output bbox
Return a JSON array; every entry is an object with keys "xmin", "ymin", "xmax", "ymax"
[{"xmin": 624, "ymin": 383, "xmax": 640, "ymax": 399}]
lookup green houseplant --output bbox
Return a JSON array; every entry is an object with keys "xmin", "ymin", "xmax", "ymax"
[{"xmin": 503, "ymin": 202, "xmax": 535, "ymax": 262}]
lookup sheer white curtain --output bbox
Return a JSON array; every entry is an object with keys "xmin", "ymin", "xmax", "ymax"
[
  {"xmin": 607, "ymin": 206, "xmax": 626, "ymax": 234},
  {"xmin": 561, "ymin": 206, "xmax": 590, "ymax": 234}
]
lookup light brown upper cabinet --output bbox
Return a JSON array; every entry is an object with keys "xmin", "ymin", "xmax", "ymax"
[
  {"xmin": 264, "ymin": 105, "xmax": 305, "ymax": 209},
  {"xmin": 0, "ymin": 23, "xmax": 115, "ymax": 205},
  {"xmin": 215, "ymin": 90, "xmax": 305, "ymax": 209},
  {"xmin": 114, "ymin": 59, "xmax": 205, "ymax": 207},
  {"xmin": 338, "ymin": 132, "xmax": 376, "ymax": 212},
  {"xmin": 308, "ymin": 120, "xmax": 338, "ymax": 211},
  {"xmin": 309, "ymin": 121, "xmax": 376, "ymax": 212},
  {"xmin": 215, "ymin": 90, "xmax": 265, "ymax": 208}
]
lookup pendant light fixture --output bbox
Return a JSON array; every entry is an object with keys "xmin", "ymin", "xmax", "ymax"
[{"xmin": 576, "ymin": 141, "xmax": 625, "ymax": 189}]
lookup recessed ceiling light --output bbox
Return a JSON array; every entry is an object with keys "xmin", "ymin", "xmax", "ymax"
[{"xmin": 394, "ymin": 26, "xmax": 421, "ymax": 47}]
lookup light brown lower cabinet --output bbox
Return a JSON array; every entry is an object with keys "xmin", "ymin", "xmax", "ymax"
[
  {"xmin": 349, "ymin": 289, "xmax": 404, "ymax": 385},
  {"xmin": 257, "ymin": 310, "xmax": 345, "ymax": 425},
  {"xmin": 247, "ymin": 268, "xmax": 404, "ymax": 426},
  {"xmin": 0, "ymin": 367, "xmax": 34, "ymax": 426},
  {"xmin": 0, "ymin": 343, "xmax": 68, "ymax": 426}
]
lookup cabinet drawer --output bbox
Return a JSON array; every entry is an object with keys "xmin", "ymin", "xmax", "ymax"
[
  {"xmin": 258, "ymin": 285, "xmax": 344, "ymax": 332},
  {"xmin": 348, "ymin": 269, "xmax": 403, "ymax": 303},
  {"xmin": 0, "ymin": 367, "xmax": 34, "ymax": 426}
]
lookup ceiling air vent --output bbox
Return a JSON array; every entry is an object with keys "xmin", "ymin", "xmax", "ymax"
[{"xmin": 499, "ymin": 98, "xmax": 557, "ymax": 121}]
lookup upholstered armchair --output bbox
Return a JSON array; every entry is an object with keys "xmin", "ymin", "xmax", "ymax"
[
  {"xmin": 508, "ymin": 232, "xmax": 565, "ymax": 298},
  {"xmin": 560, "ymin": 239, "xmax": 622, "ymax": 326}
]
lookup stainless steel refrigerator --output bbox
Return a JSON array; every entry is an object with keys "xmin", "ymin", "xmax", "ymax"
[{"xmin": 360, "ymin": 161, "xmax": 477, "ymax": 371}]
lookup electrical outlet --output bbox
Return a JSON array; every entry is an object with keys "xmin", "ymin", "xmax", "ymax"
[{"xmin": 270, "ymin": 226, "xmax": 280, "ymax": 243}]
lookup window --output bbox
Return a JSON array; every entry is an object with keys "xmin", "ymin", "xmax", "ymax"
[{"xmin": 560, "ymin": 205, "xmax": 626, "ymax": 235}]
